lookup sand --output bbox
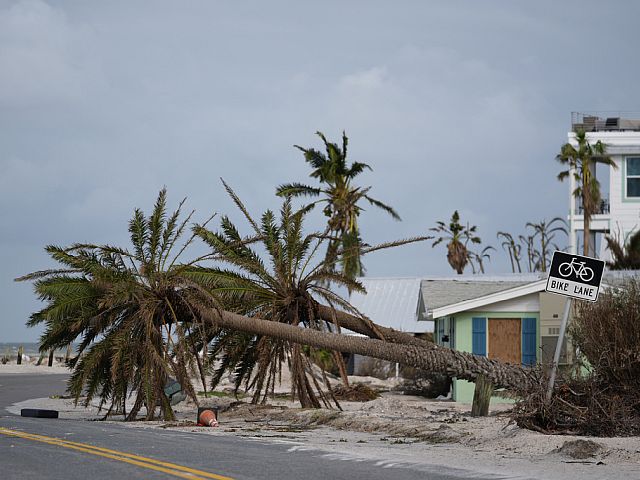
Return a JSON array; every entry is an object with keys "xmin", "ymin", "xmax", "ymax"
[{"xmin": 0, "ymin": 362, "xmax": 71, "ymax": 375}]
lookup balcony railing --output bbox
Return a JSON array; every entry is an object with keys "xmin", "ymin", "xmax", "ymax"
[
  {"xmin": 576, "ymin": 198, "xmax": 610, "ymax": 215},
  {"xmin": 572, "ymin": 111, "xmax": 640, "ymax": 132}
]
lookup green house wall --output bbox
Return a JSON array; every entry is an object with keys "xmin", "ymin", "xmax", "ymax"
[{"xmin": 451, "ymin": 311, "xmax": 540, "ymax": 403}]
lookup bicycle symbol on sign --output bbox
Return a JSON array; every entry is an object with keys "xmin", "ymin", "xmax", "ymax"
[{"xmin": 558, "ymin": 257, "xmax": 595, "ymax": 282}]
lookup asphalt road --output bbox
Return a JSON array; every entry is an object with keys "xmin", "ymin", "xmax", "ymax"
[{"xmin": 0, "ymin": 374, "xmax": 502, "ymax": 480}]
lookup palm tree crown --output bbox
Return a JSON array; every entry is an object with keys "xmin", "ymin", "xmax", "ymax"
[
  {"xmin": 525, "ymin": 217, "xmax": 567, "ymax": 272},
  {"xmin": 431, "ymin": 211, "xmax": 481, "ymax": 274},
  {"xmin": 16, "ymin": 189, "xmax": 214, "ymax": 420},
  {"xmin": 192, "ymin": 181, "xmax": 366, "ymax": 408},
  {"xmin": 277, "ymin": 131, "xmax": 400, "ymax": 280}
]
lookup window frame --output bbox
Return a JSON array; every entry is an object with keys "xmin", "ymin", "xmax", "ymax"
[{"xmin": 625, "ymin": 156, "xmax": 640, "ymax": 200}]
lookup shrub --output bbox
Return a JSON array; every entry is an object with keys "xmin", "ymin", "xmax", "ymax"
[
  {"xmin": 513, "ymin": 280, "xmax": 640, "ymax": 436},
  {"xmin": 571, "ymin": 280, "xmax": 640, "ymax": 388}
]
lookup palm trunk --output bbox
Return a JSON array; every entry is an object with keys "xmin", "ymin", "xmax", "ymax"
[
  {"xmin": 198, "ymin": 307, "xmax": 535, "ymax": 392},
  {"xmin": 315, "ymin": 304, "xmax": 428, "ymax": 347},
  {"xmin": 583, "ymin": 176, "xmax": 591, "ymax": 256},
  {"xmin": 584, "ymin": 216, "xmax": 591, "ymax": 256},
  {"xmin": 507, "ymin": 249, "xmax": 515, "ymax": 273},
  {"xmin": 332, "ymin": 350, "xmax": 350, "ymax": 387}
]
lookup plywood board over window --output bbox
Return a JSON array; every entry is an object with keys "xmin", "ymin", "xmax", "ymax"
[{"xmin": 488, "ymin": 318, "xmax": 521, "ymax": 364}]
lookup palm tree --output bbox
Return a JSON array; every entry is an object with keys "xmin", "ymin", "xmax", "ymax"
[
  {"xmin": 277, "ymin": 131, "xmax": 400, "ymax": 280},
  {"xmin": 190, "ymin": 181, "xmax": 427, "ymax": 408},
  {"xmin": 518, "ymin": 234, "xmax": 537, "ymax": 273},
  {"xmin": 468, "ymin": 246, "xmax": 495, "ymax": 274},
  {"xmin": 16, "ymin": 189, "xmax": 215, "ymax": 420},
  {"xmin": 431, "ymin": 211, "xmax": 481, "ymax": 275},
  {"xmin": 557, "ymin": 130, "xmax": 616, "ymax": 256},
  {"xmin": 525, "ymin": 217, "xmax": 567, "ymax": 272},
  {"xmin": 497, "ymin": 232, "xmax": 522, "ymax": 273},
  {"xmin": 605, "ymin": 230, "xmax": 640, "ymax": 269}
]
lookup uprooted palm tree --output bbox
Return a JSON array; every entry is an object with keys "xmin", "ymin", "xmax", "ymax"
[
  {"xmin": 189, "ymin": 181, "xmax": 428, "ymax": 408},
  {"xmin": 557, "ymin": 129, "xmax": 616, "ymax": 256},
  {"xmin": 277, "ymin": 131, "xmax": 400, "ymax": 280},
  {"xmin": 16, "ymin": 189, "xmax": 215, "ymax": 420},
  {"xmin": 431, "ymin": 211, "xmax": 481, "ymax": 274},
  {"xmin": 605, "ymin": 230, "xmax": 640, "ymax": 270}
]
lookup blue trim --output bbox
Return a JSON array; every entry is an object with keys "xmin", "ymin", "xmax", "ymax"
[
  {"xmin": 472, "ymin": 317, "xmax": 486, "ymax": 356},
  {"xmin": 521, "ymin": 317, "xmax": 537, "ymax": 366}
]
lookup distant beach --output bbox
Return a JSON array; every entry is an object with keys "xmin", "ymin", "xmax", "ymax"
[{"xmin": 0, "ymin": 342, "xmax": 75, "ymax": 365}]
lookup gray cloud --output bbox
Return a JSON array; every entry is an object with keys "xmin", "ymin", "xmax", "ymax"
[{"xmin": 2, "ymin": 0, "xmax": 639, "ymax": 340}]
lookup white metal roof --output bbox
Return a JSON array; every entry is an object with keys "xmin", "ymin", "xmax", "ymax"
[{"xmin": 349, "ymin": 277, "xmax": 432, "ymax": 333}]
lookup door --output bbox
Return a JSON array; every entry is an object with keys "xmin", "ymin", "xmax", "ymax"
[{"xmin": 488, "ymin": 318, "xmax": 521, "ymax": 364}]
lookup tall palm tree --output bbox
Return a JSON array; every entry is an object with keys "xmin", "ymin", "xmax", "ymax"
[
  {"xmin": 431, "ymin": 211, "xmax": 481, "ymax": 274},
  {"xmin": 557, "ymin": 129, "xmax": 616, "ymax": 256},
  {"xmin": 525, "ymin": 217, "xmax": 567, "ymax": 272},
  {"xmin": 605, "ymin": 230, "xmax": 640, "ymax": 270},
  {"xmin": 16, "ymin": 189, "xmax": 214, "ymax": 421},
  {"xmin": 190, "ymin": 181, "xmax": 427, "ymax": 408},
  {"xmin": 277, "ymin": 131, "xmax": 400, "ymax": 280}
]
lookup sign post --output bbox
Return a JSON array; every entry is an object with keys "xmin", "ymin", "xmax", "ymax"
[{"xmin": 544, "ymin": 251, "xmax": 605, "ymax": 401}]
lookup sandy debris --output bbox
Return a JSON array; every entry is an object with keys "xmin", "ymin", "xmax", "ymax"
[{"xmin": 7, "ymin": 383, "xmax": 640, "ymax": 480}]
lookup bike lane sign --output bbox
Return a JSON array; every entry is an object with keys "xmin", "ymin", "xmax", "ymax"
[{"xmin": 545, "ymin": 251, "xmax": 605, "ymax": 302}]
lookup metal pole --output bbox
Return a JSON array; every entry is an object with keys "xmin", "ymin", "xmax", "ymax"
[{"xmin": 546, "ymin": 297, "xmax": 572, "ymax": 401}]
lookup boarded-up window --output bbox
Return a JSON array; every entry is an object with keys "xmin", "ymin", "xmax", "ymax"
[{"xmin": 488, "ymin": 318, "xmax": 521, "ymax": 364}]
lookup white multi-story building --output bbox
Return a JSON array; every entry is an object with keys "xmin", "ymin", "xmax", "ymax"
[{"xmin": 567, "ymin": 112, "xmax": 640, "ymax": 259}]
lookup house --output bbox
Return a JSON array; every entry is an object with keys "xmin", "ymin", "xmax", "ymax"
[
  {"xmin": 425, "ymin": 275, "xmax": 558, "ymax": 403},
  {"xmin": 349, "ymin": 272, "xmax": 640, "ymax": 402},
  {"xmin": 567, "ymin": 112, "xmax": 640, "ymax": 258}
]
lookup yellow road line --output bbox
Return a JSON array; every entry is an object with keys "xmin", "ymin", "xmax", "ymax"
[{"xmin": 0, "ymin": 427, "xmax": 233, "ymax": 480}]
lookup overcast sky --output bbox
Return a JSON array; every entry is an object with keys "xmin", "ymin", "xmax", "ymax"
[{"xmin": 3, "ymin": 1, "xmax": 640, "ymax": 341}]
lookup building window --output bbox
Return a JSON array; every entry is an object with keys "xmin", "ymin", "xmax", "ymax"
[{"xmin": 627, "ymin": 157, "xmax": 640, "ymax": 198}]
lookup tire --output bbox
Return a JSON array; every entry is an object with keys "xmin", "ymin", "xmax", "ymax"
[{"xmin": 20, "ymin": 408, "xmax": 59, "ymax": 419}]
